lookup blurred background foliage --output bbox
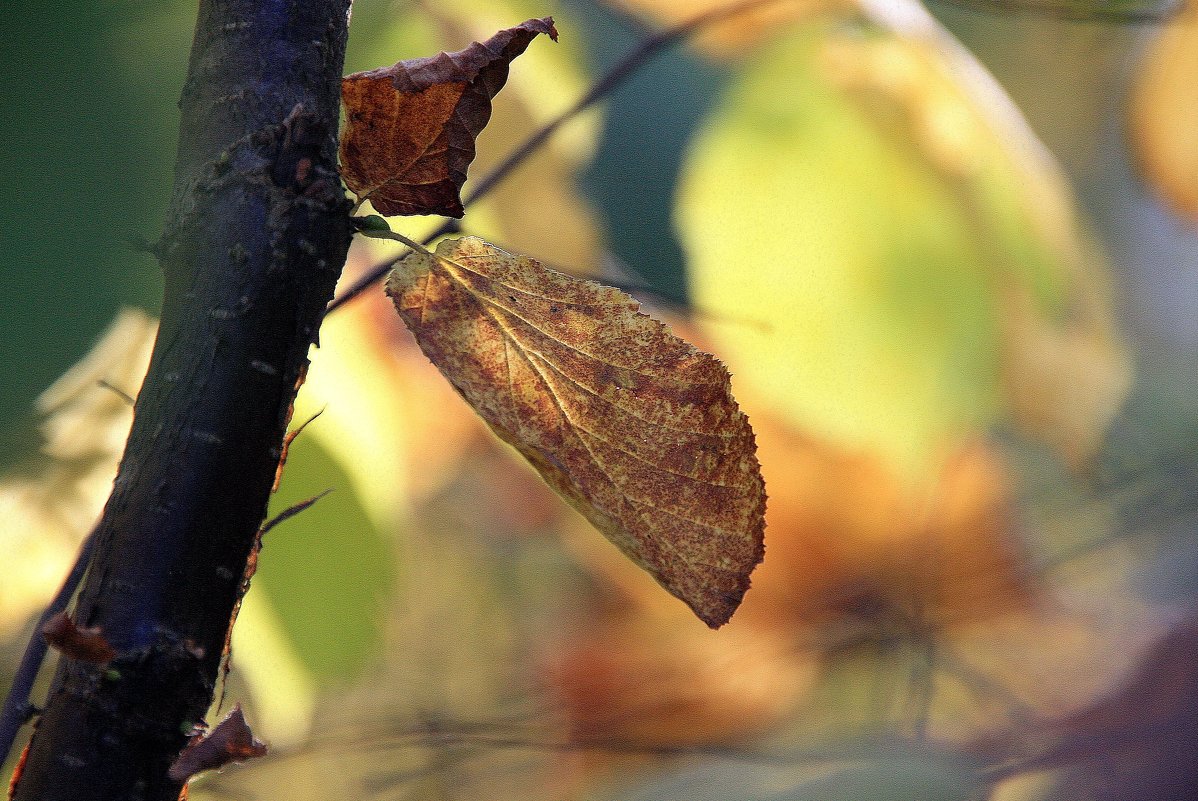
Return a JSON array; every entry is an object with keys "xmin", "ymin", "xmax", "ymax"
[{"xmin": 3, "ymin": 0, "xmax": 1197, "ymax": 799}]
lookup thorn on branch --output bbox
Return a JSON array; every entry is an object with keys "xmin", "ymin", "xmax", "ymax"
[
  {"xmin": 260, "ymin": 489, "xmax": 333, "ymax": 536},
  {"xmin": 272, "ymin": 407, "xmax": 324, "ymax": 492}
]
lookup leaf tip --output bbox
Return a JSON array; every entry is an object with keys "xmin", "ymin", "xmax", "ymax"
[{"xmin": 534, "ymin": 16, "xmax": 559, "ymax": 43}]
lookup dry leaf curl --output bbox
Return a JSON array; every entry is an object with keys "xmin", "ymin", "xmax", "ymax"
[
  {"xmin": 340, "ymin": 18, "xmax": 558, "ymax": 217},
  {"xmin": 168, "ymin": 705, "xmax": 267, "ymax": 783},
  {"xmin": 386, "ymin": 237, "xmax": 765, "ymax": 627}
]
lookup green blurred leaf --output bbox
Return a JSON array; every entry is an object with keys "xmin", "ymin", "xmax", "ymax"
[
  {"xmin": 0, "ymin": 1, "xmax": 191, "ymax": 463},
  {"xmin": 255, "ymin": 435, "xmax": 395, "ymax": 683}
]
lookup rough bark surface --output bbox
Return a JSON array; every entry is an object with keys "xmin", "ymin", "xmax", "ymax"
[{"xmin": 11, "ymin": 2, "xmax": 353, "ymax": 798}]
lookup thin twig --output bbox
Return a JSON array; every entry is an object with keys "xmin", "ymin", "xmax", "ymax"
[
  {"xmin": 324, "ymin": 0, "xmax": 792, "ymax": 315},
  {"xmin": 0, "ymin": 529, "xmax": 97, "ymax": 765},
  {"xmin": 930, "ymin": 0, "xmax": 1185, "ymax": 24},
  {"xmin": 97, "ymin": 379, "xmax": 136, "ymax": 407}
]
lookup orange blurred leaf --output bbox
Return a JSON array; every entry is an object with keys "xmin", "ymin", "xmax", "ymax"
[
  {"xmin": 339, "ymin": 17, "xmax": 557, "ymax": 217},
  {"xmin": 385, "ymin": 237, "xmax": 765, "ymax": 627},
  {"xmin": 1131, "ymin": 6, "xmax": 1198, "ymax": 222},
  {"xmin": 547, "ymin": 617, "xmax": 813, "ymax": 746},
  {"xmin": 167, "ymin": 705, "xmax": 267, "ymax": 783},
  {"xmin": 605, "ymin": 0, "xmax": 825, "ymax": 60}
]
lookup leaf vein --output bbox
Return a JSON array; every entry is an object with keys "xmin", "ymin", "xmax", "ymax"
[{"xmin": 524, "ymin": 347, "xmax": 735, "ymax": 439}]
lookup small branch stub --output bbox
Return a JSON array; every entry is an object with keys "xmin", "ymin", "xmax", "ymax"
[{"xmin": 40, "ymin": 613, "xmax": 117, "ymax": 665}]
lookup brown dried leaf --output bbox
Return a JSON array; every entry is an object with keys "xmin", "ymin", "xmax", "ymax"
[
  {"xmin": 339, "ymin": 17, "xmax": 557, "ymax": 218},
  {"xmin": 168, "ymin": 705, "xmax": 267, "ymax": 783},
  {"xmin": 386, "ymin": 237, "xmax": 765, "ymax": 627},
  {"xmin": 40, "ymin": 611, "xmax": 117, "ymax": 664}
]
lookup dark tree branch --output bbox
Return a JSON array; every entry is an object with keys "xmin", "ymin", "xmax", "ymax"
[{"xmin": 9, "ymin": 2, "xmax": 353, "ymax": 799}]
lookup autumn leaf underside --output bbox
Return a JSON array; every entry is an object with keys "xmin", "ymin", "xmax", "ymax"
[{"xmin": 387, "ymin": 238, "xmax": 765, "ymax": 627}]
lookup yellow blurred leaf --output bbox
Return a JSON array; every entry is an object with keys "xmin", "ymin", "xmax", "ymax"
[
  {"xmin": 822, "ymin": 2, "xmax": 1132, "ymax": 465},
  {"xmin": 299, "ymin": 251, "xmax": 486, "ymax": 517},
  {"xmin": 35, "ymin": 307, "xmax": 155, "ymax": 461},
  {"xmin": 678, "ymin": 9, "xmax": 1128, "ymax": 474},
  {"xmin": 1130, "ymin": 5, "xmax": 1198, "ymax": 222},
  {"xmin": 0, "ymin": 309, "xmax": 155, "ymax": 636},
  {"xmin": 230, "ymin": 590, "xmax": 318, "ymax": 746},
  {"xmin": 386, "ymin": 237, "xmax": 766, "ymax": 627}
]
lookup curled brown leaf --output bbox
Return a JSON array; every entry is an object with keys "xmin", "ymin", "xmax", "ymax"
[
  {"xmin": 386, "ymin": 237, "xmax": 765, "ymax": 627},
  {"xmin": 168, "ymin": 705, "xmax": 267, "ymax": 783},
  {"xmin": 340, "ymin": 18, "xmax": 558, "ymax": 217}
]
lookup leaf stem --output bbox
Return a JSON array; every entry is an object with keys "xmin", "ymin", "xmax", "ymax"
[
  {"xmin": 324, "ymin": 0, "xmax": 793, "ymax": 315},
  {"xmin": 358, "ymin": 224, "xmax": 436, "ymax": 258}
]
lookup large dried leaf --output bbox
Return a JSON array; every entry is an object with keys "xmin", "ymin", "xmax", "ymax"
[
  {"xmin": 385, "ymin": 237, "xmax": 765, "ymax": 627},
  {"xmin": 340, "ymin": 17, "xmax": 557, "ymax": 218}
]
